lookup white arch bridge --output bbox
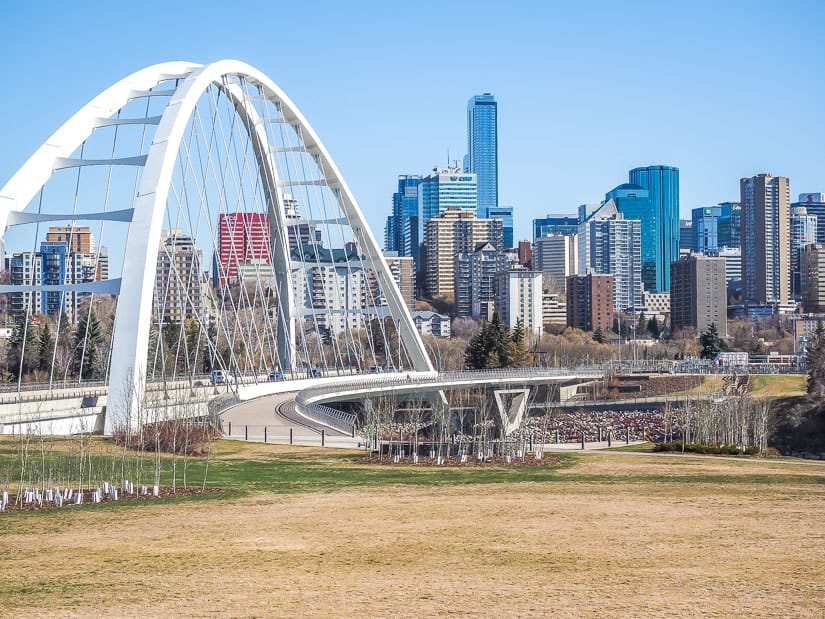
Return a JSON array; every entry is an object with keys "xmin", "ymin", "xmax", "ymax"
[{"xmin": 0, "ymin": 60, "xmax": 436, "ymax": 434}]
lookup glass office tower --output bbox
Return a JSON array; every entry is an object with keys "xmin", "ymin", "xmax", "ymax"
[
  {"xmin": 391, "ymin": 175, "xmax": 421, "ymax": 258},
  {"xmin": 606, "ymin": 183, "xmax": 655, "ymax": 294},
  {"xmin": 533, "ymin": 215, "xmax": 579, "ymax": 241},
  {"xmin": 466, "ymin": 94, "xmax": 498, "ymax": 218},
  {"xmin": 628, "ymin": 165, "xmax": 680, "ymax": 292},
  {"xmin": 486, "ymin": 205, "xmax": 514, "ymax": 249},
  {"xmin": 692, "ymin": 205, "xmax": 722, "ymax": 254},
  {"xmin": 717, "ymin": 202, "xmax": 741, "ymax": 249},
  {"xmin": 419, "ymin": 167, "xmax": 477, "ymax": 225}
]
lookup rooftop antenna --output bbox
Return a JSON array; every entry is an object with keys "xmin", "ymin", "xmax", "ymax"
[{"xmin": 447, "ymin": 146, "xmax": 450, "ymax": 167}]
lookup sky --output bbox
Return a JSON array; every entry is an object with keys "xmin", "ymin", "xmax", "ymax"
[{"xmin": 0, "ymin": 0, "xmax": 823, "ymax": 243}]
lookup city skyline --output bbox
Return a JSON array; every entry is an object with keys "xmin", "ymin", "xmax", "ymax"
[{"xmin": 0, "ymin": 2, "xmax": 823, "ymax": 248}]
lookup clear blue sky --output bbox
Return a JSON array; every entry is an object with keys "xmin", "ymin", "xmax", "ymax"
[{"xmin": 1, "ymin": 0, "xmax": 823, "ymax": 243}]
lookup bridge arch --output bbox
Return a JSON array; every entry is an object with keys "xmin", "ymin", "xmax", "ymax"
[{"xmin": 0, "ymin": 60, "xmax": 433, "ymax": 433}]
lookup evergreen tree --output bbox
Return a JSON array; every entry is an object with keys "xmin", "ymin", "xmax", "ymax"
[
  {"xmin": 593, "ymin": 328, "xmax": 606, "ymax": 344},
  {"xmin": 464, "ymin": 312, "xmax": 513, "ymax": 369},
  {"xmin": 807, "ymin": 320, "xmax": 825, "ymax": 397},
  {"xmin": 7, "ymin": 318, "xmax": 37, "ymax": 380},
  {"xmin": 74, "ymin": 309, "xmax": 104, "ymax": 380},
  {"xmin": 636, "ymin": 312, "xmax": 647, "ymax": 336},
  {"xmin": 699, "ymin": 322, "xmax": 727, "ymax": 359},
  {"xmin": 647, "ymin": 316, "xmax": 660, "ymax": 338},
  {"xmin": 37, "ymin": 323, "xmax": 54, "ymax": 374},
  {"xmin": 488, "ymin": 312, "xmax": 513, "ymax": 368},
  {"xmin": 464, "ymin": 329, "xmax": 487, "ymax": 370},
  {"xmin": 511, "ymin": 318, "xmax": 525, "ymax": 345},
  {"xmin": 508, "ymin": 318, "xmax": 533, "ymax": 367}
]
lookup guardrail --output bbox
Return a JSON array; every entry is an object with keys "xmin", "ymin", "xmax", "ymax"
[
  {"xmin": 301, "ymin": 404, "xmax": 357, "ymax": 436},
  {"xmin": 294, "ymin": 367, "xmax": 605, "ymax": 405}
]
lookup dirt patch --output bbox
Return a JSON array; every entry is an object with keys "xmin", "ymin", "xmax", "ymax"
[
  {"xmin": 1, "ymin": 454, "xmax": 823, "ymax": 617},
  {"xmin": 605, "ymin": 374, "xmax": 703, "ymax": 399}
]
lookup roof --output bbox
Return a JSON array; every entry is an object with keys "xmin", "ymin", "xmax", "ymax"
[{"xmin": 411, "ymin": 310, "xmax": 449, "ymax": 320}]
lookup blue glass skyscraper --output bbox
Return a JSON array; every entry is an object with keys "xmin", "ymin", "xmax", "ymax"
[
  {"xmin": 717, "ymin": 202, "xmax": 741, "ymax": 249},
  {"xmin": 628, "ymin": 165, "xmax": 680, "ymax": 292},
  {"xmin": 466, "ymin": 94, "xmax": 498, "ymax": 218},
  {"xmin": 606, "ymin": 184, "xmax": 655, "ymax": 293},
  {"xmin": 390, "ymin": 175, "xmax": 421, "ymax": 258},
  {"xmin": 692, "ymin": 202, "xmax": 740, "ymax": 254},
  {"xmin": 533, "ymin": 215, "xmax": 579, "ymax": 241},
  {"xmin": 419, "ymin": 167, "xmax": 477, "ymax": 227},
  {"xmin": 692, "ymin": 205, "xmax": 722, "ymax": 254},
  {"xmin": 486, "ymin": 205, "xmax": 514, "ymax": 249}
]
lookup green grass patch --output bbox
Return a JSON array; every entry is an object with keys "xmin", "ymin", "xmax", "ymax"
[
  {"xmin": 605, "ymin": 442, "xmax": 656, "ymax": 452},
  {"xmin": 3, "ymin": 435, "xmax": 824, "ymax": 522},
  {"xmin": 0, "ymin": 436, "xmax": 578, "ymax": 512},
  {"xmin": 749, "ymin": 374, "xmax": 806, "ymax": 397}
]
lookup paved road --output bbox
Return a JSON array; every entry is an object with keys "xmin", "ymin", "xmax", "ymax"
[{"xmin": 220, "ymin": 392, "xmax": 361, "ymax": 449}]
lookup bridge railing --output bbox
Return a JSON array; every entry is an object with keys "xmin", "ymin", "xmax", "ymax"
[{"xmin": 301, "ymin": 404, "xmax": 357, "ymax": 436}]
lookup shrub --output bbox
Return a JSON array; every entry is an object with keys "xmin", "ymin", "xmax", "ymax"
[
  {"xmin": 112, "ymin": 421, "xmax": 219, "ymax": 455},
  {"xmin": 653, "ymin": 441, "xmax": 760, "ymax": 456}
]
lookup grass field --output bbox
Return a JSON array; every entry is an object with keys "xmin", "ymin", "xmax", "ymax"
[
  {"xmin": 748, "ymin": 373, "xmax": 807, "ymax": 397},
  {"xmin": 1, "ymin": 439, "xmax": 824, "ymax": 617},
  {"xmin": 672, "ymin": 373, "xmax": 806, "ymax": 398}
]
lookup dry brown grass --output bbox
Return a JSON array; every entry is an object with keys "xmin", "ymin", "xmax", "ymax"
[{"xmin": 1, "ymin": 451, "xmax": 824, "ymax": 617}]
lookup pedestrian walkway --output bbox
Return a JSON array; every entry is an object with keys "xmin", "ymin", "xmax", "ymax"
[{"xmin": 220, "ymin": 393, "xmax": 360, "ymax": 449}]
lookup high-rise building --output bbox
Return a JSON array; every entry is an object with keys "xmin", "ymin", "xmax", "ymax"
[
  {"xmin": 8, "ymin": 252, "xmax": 41, "ymax": 319},
  {"xmin": 740, "ymin": 173, "xmax": 790, "ymax": 306},
  {"xmin": 578, "ymin": 199, "xmax": 643, "ymax": 313},
  {"xmin": 692, "ymin": 202, "xmax": 741, "ymax": 255},
  {"xmin": 419, "ymin": 167, "xmax": 477, "ymax": 231},
  {"xmin": 717, "ymin": 202, "xmax": 741, "ymax": 249},
  {"xmin": 566, "ymin": 273, "xmax": 614, "ymax": 333},
  {"xmin": 292, "ymin": 263, "xmax": 369, "ymax": 335},
  {"xmin": 517, "ymin": 240, "xmax": 532, "ymax": 269},
  {"xmin": 790, "ymin": 206, "xmax": 817, "ymax": 299},
  {"xmin": 801, "ymin": 244, "xmax": 825, "ymax": 313},
  {"xmin": 383, "ymin": 252, "xmax": 415, "ymax": 311},
  {"xmin": 387, "ymin": 175, "xmax": 421, "ymax": 258},
  {"xmin": 154, "ymin": 230, "xmax": 203, "ymax": 324},
  {"xmin": 670, "ymin": 255, "xmax": 727, "ymax": 336},
  {"xmin": 384, "ymin": 216, "xmax": 396, "ymax": 253},
  {"xmin": 679, "ymin": 219, "xmax": 695, "ymax": 255},
  {"xmin": 533, "ymin": 234, "xmax": 578, "ymax": 293},
  {"xmin": 533, "ymin": 215, "xmax": 579, "ymax": 241},
  {"xmin": 423, "ymin": 208, "xmax": 503, "ymax": 301},
  {"xmin": 46, "ymin": 226, "xmax": 93, "ymax": 254},
  {"xmin": 214, "ymin": 212, "xmax": 272, "ymax": 288},
  {"xmin": 607, "ymin": 183, "xmax": 655, "ymax": 292},
  {"xmin": 718, "ymin": 246, "xmax": 742, "ymax": 287},
  {"xmin": 454, "ymin": 241, "xmax": 507, "ymax": 320},
  {"xmin": 497, "ymin": 267, "xmax": 543, "ymax": 337},
  {"xmin": 403, "ymin": 215, "xmax": 420, "ymax": 263},
  {"xmin": 466, "ymin": 94, "xmax": 497, "ymax": 217},
  {"xmin": 692, "ymin": 206, "xmax": 721, "ymax": 254},
  {"xmin": 7, "ymin": 227, "xmax": 109, "ymax": 322},
  {"xmin": 628, "ymin": 165, "xmax": 680, "ymax": 292},
  {"xmin": 486, "ymin": 205, "xmax": 514, "ymax": 249},
  {"xmin": 793, "ymin": 193, "xmax": 825, "ymax": 244},
  {"xmin": 542, "ymin": 292, "xmax": 567, "ymax": 327},
  {"xmin": 283, "ymin": 194, "xmax": 321, "ymax": 253}
]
